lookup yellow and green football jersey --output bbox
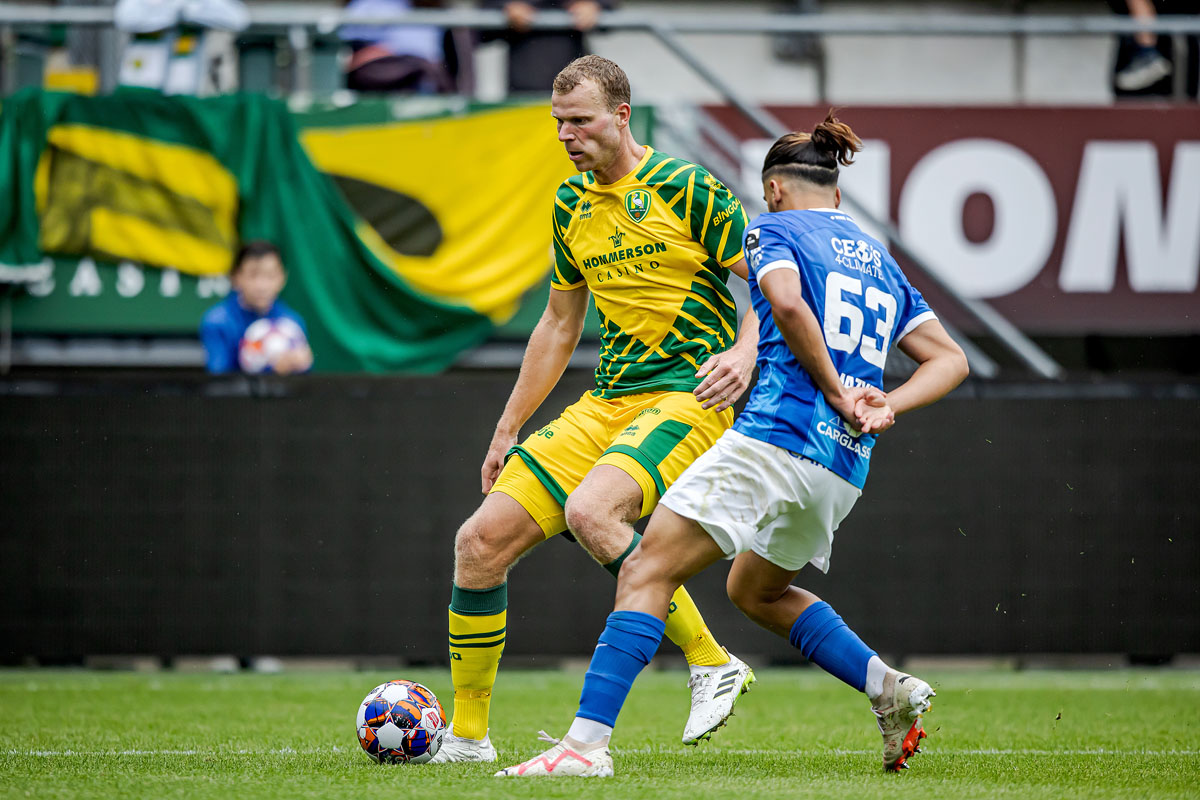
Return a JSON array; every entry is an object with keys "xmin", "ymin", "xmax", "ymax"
[{"xmin": 551, "ymin": 147, "xmax": 748, "ymax": 398}]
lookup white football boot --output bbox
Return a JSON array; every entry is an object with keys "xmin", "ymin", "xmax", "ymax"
[
  {"xmin": 428, "ymin": 723, "xmax": 497, "ymax": 763},
  {"xmin": 494, "ymin": 731, "xmax": 613, "ymax": 778},
  {"xmin": 681, "ymin": 651, "xmax": 757, "ymax": 745},
  {"xmin": 871, "ymin": 669, "xmax": 934, "ymax": 771}
]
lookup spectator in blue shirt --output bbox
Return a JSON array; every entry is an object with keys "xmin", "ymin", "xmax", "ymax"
[{"xmin": 199, "ymin": 241, "xmax": 313, "ymax": 375}]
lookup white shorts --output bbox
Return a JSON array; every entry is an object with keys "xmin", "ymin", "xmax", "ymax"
[{"xmin": 659, "ymin": 429, "xmax": 861, "ymax": 573}]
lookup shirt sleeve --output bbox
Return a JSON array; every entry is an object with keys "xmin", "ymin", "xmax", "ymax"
[
  {"xmin": 550, "ymin": 192, "xmax": 585, "ymax": 289},
  {"xmin": 691, "ymin": 170, "xmax": 749, "ymax": 267},
  {"xmin": 745, "ymin": 219, "xmax": 800, "ymax": 281},
  {"xmin": 894, "ymin": 277, "xmax": 938, "ymax": 343}
]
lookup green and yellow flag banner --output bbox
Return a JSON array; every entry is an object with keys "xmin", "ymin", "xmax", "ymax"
[{"xmin": 0, "ymin": 89, "xmax": 574, "ymax": 371}]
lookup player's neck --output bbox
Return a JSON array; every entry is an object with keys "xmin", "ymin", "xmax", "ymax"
[
  {"xmin": 776, "ymin": 188, "xmax": 838, "ymax": 212},
  {"xmin": 592, "ymin": 138, "xmax": 647, "ymax": 185}
]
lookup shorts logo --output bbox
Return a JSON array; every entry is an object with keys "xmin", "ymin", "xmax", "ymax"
[{"xmin": 624, "ymin": 190, "xmax": 651, "ymax": 223}]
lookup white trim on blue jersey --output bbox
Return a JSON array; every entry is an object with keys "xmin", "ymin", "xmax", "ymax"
[
  {"xmin": 756, "ymin": 259, "xmax": 800, "ymax": 280},
  {"xmin": 895, "ymin": 310, "xmax": 939, "ymax": 343}
]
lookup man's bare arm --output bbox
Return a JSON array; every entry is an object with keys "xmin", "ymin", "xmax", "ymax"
[{"xmin": 481, "ymin": 286, "xmax": 590, "ymax": 493}]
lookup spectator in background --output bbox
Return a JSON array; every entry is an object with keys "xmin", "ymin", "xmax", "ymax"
[
  {"xmin": 480, "ymin": 0, "xmax": 614, "ymax": 93},
  {"xmin": 340, "ymin": 0, "xmax": 459, "ymax": 93},
  {"xmin": 200, "ymin": 241, "xmax": 313, "ymax": 375},
  {"xmin": 1110, "ymin": 0, "xmax": 1200, "ymax": 99},
  {"xmin": 1114, "ymin": 0, "xmax": 1173, "ymax": 91}
]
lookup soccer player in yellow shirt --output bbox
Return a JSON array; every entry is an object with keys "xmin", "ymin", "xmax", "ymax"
[{"xmin": 434, "ymin": 55, "xmax": 760, "ymax": 762}]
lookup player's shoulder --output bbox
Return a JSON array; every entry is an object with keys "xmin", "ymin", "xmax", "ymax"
[
  {"xmin": 555, "ymin": 173, "xmax": 589, "ymax": 201},
  {"xmin": 638, "ymin": 148, "xmax": 706, "ymax": 191},
  {"xmin": 200, "ymin": 295, "xmax": 236, "ymax": 329},
  {"xmin": 753, "ymin": 209, "xmax": 855, "ymax": 236}
]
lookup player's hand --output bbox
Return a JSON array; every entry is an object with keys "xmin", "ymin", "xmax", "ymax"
[
  {"xmin": 826, "ymin": 386, "xmax": 886, "ymax": 433},
  {"xmin": 567, "ymin": 0, "xmax": 601, "ymax": 31},
  {"xmin": 271, "ymin": 345, "xmax": 313, "ymax": 376},
  {"xmin": 854, "ymin": 389, "xmax": 895, "ymax": 434},
  {"xmin": 504, "ymin": 1, "xmax": 537, "ymax": 31},
  {"xmin": 481, "ymin": 429, "xmax": 517, "ymax": 494},
  {"xmin": 693, "ymin": 346, "xmax": 754, "ymax": 412}
]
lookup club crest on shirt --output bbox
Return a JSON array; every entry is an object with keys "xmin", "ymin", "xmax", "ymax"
[{"xmin": 624, "ymin": 189, "xmax": 651, "ymax": 223}]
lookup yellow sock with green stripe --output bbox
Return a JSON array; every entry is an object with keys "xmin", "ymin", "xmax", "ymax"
[
  {"xmin": 603, "ymin": 534, "xmax": 729, "ymax": 668},
  {"xmin": 448, "ymin": 583, "xmax": 507, "ymax": 741}
]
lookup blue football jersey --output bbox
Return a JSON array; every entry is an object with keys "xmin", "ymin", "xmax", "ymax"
[{"xmin": 734, "ymin": 209, "xmax": 936, "ymax": 488}]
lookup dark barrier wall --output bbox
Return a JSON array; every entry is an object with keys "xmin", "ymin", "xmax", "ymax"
[{"xmin": 1, "ymin": 373, "xmax": 1197, "ymax": 664}]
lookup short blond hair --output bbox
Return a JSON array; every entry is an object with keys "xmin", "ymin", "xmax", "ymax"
[{"xmin": 552, "ymin": 55, "xmax": 631, "ymax": 111}]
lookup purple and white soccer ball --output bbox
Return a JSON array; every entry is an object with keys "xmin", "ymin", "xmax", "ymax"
[
  {"xmin": 237, "ymin": 317, "xmax": 307, "ymax": 374},
  {"xmin": 356, "ymin": 680, "xmax": 447, "ymax": 764}
]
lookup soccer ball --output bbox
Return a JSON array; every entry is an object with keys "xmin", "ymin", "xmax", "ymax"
[
  {"xmin": 237, "ymin": 317, "xmax": 307, "ymax": 374},
  {"xmin": 355, "ymin": 680, "xmax": 447, "ymax": 764}
]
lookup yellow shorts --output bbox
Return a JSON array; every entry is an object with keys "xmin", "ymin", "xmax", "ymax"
[{"xmin": 490, "ymin": 390, "xmax": 734, "ymax": 538}]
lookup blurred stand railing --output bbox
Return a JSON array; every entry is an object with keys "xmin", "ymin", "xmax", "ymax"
[{"xmin": 4, "ymin": 8, "xmax": 1200, "ymax": 377}]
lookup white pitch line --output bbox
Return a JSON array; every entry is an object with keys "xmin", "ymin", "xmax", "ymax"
[
  {"xmin": 619, "ymin": 747, "xmax": 1200, "ymax": 757},
  {"xmin": 5, "ymin": 747, "xmax": 1198, "ymax": 758}
]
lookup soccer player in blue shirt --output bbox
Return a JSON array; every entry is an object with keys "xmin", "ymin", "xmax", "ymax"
[
  {"xmin": 199, "ymin": 241, "xmax": 312, "ymax": 375},
  {"xmin": 497, "ymin": 112, "xmax": 970, "ymax": 777}
]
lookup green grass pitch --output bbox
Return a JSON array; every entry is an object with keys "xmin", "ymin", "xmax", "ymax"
[{"xmin": 2, "ymin": 667, "xmax": 1197, "ymax": 799}]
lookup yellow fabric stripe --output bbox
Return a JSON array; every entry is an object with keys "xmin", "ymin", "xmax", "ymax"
[
  {"xmin": 715, "ymin": 221, "xmax": 734, "ymax": 265},
  {"xmin": 86, "ymin": 207, "xmax": 231, "ymax": 275},
  {"xmin": 700, "ymin": 182, "xmax": 716, "ymax": 234},
  {"xmin": 641, "ymin": 157, "xmax": 675, "ymax": 184},
  {"xmin": 41, "ymin": 124, "xmax": 236, "ymax": 226},
  {"xmin": 554, "ymin": 193, "xmax": 578, "ymax": 220},
  {"xmin": 665, "ymin": 171, "xmax": 694, "ymax": 211},
  {"xmin": 670, "ymin": 326, "xmax": 715, "ymax": 356},
  {"xmin": 683, "ymin": 172, "xmax": 696, "ymax": 238},
  {"xmin": 599, "ymin": 336, "xmax": 638, "ymax": 388},
  {"xmin": 563, "ymin": 181, "xmax": 584, "ymax": 197},
  {"xmin": 676, "ymin": 348, "xmax": 699, "ymax": 368},
  {"xmin": 551, "ymin": 222, "xmax": 576, "ymax": 265},
  {"xmin": 659, "ymin": 163, "xmax": 693, "ymax": 187},
  {"xmin": 719, "ymin": 247, "xmax": 747, "ymax": 269},
  {"xmin": 685, "ymin": 290, "xmax": 737, "ymax": 340},
  {"xmin": 303, "ymin": 105, "xmax": 575, "ymax": 323},
  {"xmin": 675, "ymin": 308, "xmax": 724, "ymax": 342},
  {"xmin": 605, "ymin": 360, "xmax": 633, "ymax": 388}
]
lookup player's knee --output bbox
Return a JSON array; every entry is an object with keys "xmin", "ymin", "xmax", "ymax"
[
  {"xmin": 563, "ymin": 496, "xmax": 616, "ymax": 554},
  {"xmin": 453, "ymin": 515, "xmax": 515, "ymax": 576},
  {"xmin": 726, "ymin": 575, "xmax": 776, "ymax": 621},
  {"xmin": 562, "ymin": 497, "xmax": 594, "ymax": 539}
]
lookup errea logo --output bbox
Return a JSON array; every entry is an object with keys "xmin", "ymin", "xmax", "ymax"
[{"xmin": 578, "ymin": 200, "xmax": 592, "ymax": 220}]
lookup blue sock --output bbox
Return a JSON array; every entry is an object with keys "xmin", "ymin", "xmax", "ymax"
[
  {"xmin": 577, "ymin": 610, "xmax": 666, "ymax": 727},
  {"xmin": 788, "ymin": 601, "xmax": 876, "ymax": 692}
]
